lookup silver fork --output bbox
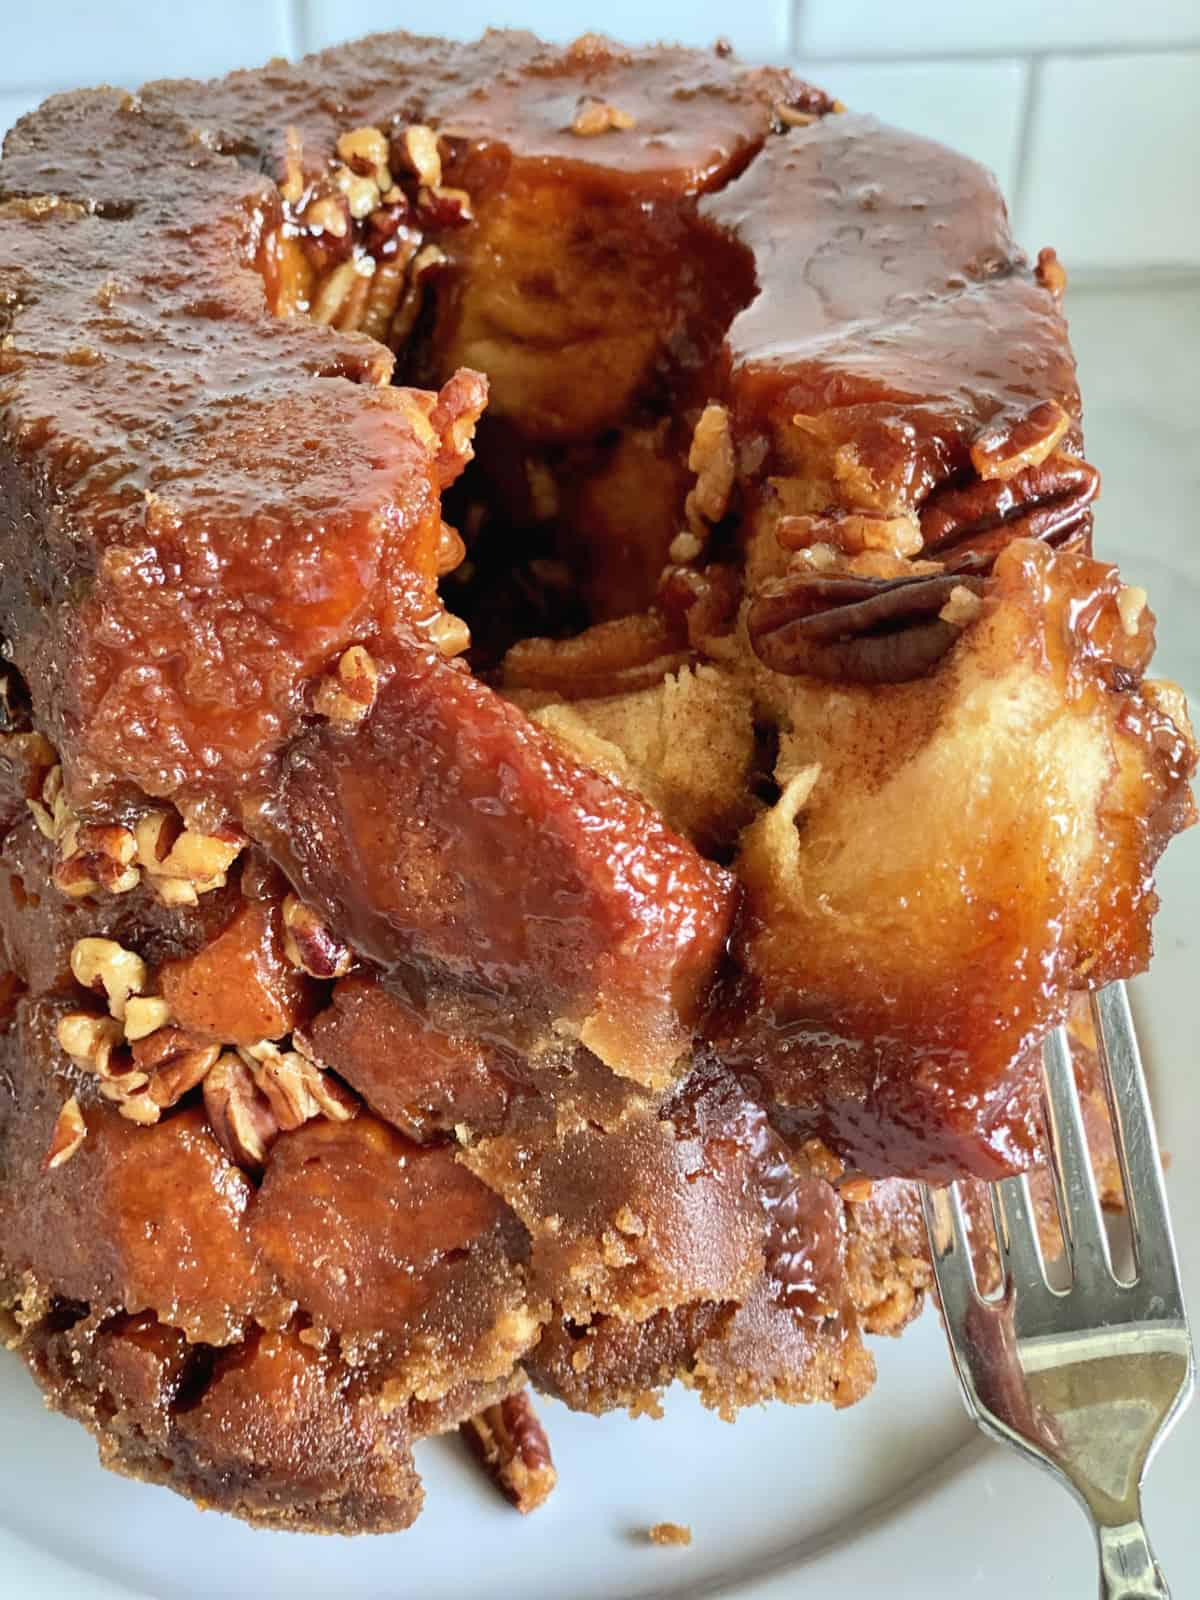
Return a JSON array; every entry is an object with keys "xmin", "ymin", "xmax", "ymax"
[{"xmin": 922, "ymin": 982, "xmax": 1195, "ymax": 1599}]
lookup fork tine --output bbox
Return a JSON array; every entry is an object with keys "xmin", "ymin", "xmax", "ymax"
[
  {"xmin": 990, "ymin": 1173, "xmax": 1052, "ymax": 1299},
  {"xmin": 921, "ymin": 1181, "xmax": 980, "ymax": 1326},
  {"xmin": 1092, "ymin": 983, "xmax": 1183, "ymax": 1303},
  {"xmin": 1040, "ymin": 1022, "xmax": 1113, "ymax": 1286}
]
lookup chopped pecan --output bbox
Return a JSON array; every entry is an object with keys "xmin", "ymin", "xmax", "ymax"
[
  {"xmin": 1036, "ymin": 246, "xmax": 1068, "ymax": 301},
  {"xmin": 313, "ymin": 645, "xmax": 379, "ymax": 723},
  {"xmin": 300, "ymin": 191, "xmax": 350, "ymax": 240},
  {"xmin": 839, "ymin": 1176, "xmax": 875, "ymax": 1204},
  {"xmin": 57, "ymin": 1011, "xmax": 128, "ymax": 1074},
  {"xmin": 106, "ymin": 1087, "xmax": 161, "ymax": 1126},
  {"xmin": 57, "ymin": 1010, "xmax": 157, "ymax": 1121},
  {"xmin": 333, "ymin": 162, "xmax": 382, "ymax": 221},
  {"xmin": 131, "ymin": 1027, "xmax": 222, "ymax": 1109},
  {"xmin": 282, "ymin": 895, "xmax": 353, "ymax": 979},
  {"xmin": 683, "ymin": 403, "xmax": 735, "ymax": 539},
  {"xmin": 1117, "ymin": 585, "xmax": 1148, "ymax": 638},
  {"xmin": 971, "ymin": 399, "xmax": 1072, "ymax": 481},
  {"xmin": 27, "ymin": 762, "xmax": 70, "ymax": 841},
  {"xmin": 238, "ymin": 1038, "xmax": 357, "ymax": 1131},
  {"xmin": 203, "ymin": 1052, "xmax": 280, "ymax": 1175},
  {"xmin": 647, "ymin": 1523, "xmax": 692, "ymax": 1547},
  {"xmin": 43, "ymin": 1096, "xmax": 87, "ymax": 1171},
  {"xmin": 569, "ymin": 97, "xmax": 635, "ymax": 136},
  {"xmin": 938, "ymin": 584, "xmax": 984, "ymax": 627},
  {"xmin": 362, "ymin": 199, "xmax": 413, "ymax": 255},
  {"xmin": 335, "ymin": 125, "xmax": 392, "ymax": 189},
  {"xmin": 920, "ymin": 452, "xmax": 1100, "ymax": 567},
  {"xmin": 392, "ymin": 123, "xmax": 442, "ymax": 190},
  {"xmin": 775, "ymin": 102, "xmax": 819, "ymax": 128},
  {"xmin": 668, "ymin": 531, "xmax": 704, "ymax": 565},
  {"xmin": 360, "ymin": 249, "xmax": 412, "ymax": 341},
  {"xmin": 748, "ymin": 571, "xmax": 986, "ymax": 682},
  {"xmin": 415, "ymin": 184, "xmax": 473, "ymax": 228},
  {"xmin": 435, "ymin": 521, "xmax": 466, "ymax": 577},
  {"xmin": 298, "ymin": 198, "xmax": 355, "ymax": 275},
  {"xmin": 53, "ymin": 821, "xmax": 139, "ymax": 898},
  {"xmin": 133, "ymin": 810, "xmax": 241, "ymax": 905},
  {"xmin": 776, "ymin": 509, "xmax": 923, "ymax": 559},
  {"xmin": 309, "ymin": 258, "xmax": 366, "ymax": 326},
  {"xmin": 278, "ymin": 127, "xmax": 307, "ymax": 207},
  {"xmin": 123, "ymin": 995, "xmax": 171, "ymax": 1041},
  {"xmin": 659, "ymin": 563, "xmax": 741, "ymax": 650},
  {"xmin": 461, "ymin": 1389, "xmax": 557, "ymax": 1514},
  {"xmin": 388, "ymin": 242, "xmax": 447, "ymax": 349},
  {"xmin": 429, "ymin": 611, "xmax": 472, "ymax": 658},
  {"xmin": 69, "ymin": 937, "xmax": 148, "ymax": 1021}
]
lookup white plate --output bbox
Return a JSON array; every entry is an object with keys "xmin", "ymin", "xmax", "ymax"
[{"xmin": 2, "ymin": 283, "xmax": 1198, "ymax": 1597}]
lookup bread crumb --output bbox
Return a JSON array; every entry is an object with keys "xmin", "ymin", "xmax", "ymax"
[{"xmin": 648, "ymin": 1522, "xmax": 692, "ymax": 1547}]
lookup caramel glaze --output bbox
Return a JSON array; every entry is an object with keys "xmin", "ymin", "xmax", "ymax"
[
  {"xmin": 0, "ymin": 30, "xmax": 1193, "ymax": 1194},
  {"xmin": 704, "ymin": 116, "xmax": 1080, "ymax": 461}
]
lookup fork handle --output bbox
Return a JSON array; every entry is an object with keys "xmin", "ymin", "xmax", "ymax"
[{"xmin": 1097, "ymin": 1518, "xmax": 1169, "ymax": 1599}]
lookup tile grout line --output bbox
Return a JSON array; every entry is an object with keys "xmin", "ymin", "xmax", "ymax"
[
  {"xmin": 285, "ymin": 0, "xmax": 308, "ymax": 59},
  {"xmin": 796, "ymin": 40, "xmax": 1200, "ymax": 67},
  {"xmin": 789, "ymin": 0, "xmax": 807, "ymax": 57},
  {"xmin": 1009, "ymin": 56, "xmax": 1043, "ymax": 248}
]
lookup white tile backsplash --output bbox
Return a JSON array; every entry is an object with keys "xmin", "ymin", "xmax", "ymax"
[
  {"xmin": 2, "ymin": 1, "xmax": 292, "ymax": 90},
  {"xmin": 300, "ymin": 0, "xmax": 790, "ymax": 60},
  {"xmin": 797, "ymin": 0, "xmax": 1200, "ymax": 59},
  {"xmin": 0, "ymin": 4, "xmax": 1196, "ymax": 270},
  {"xmin": 802, "ymin": 59, "xmax": 1028, "ymax": 198},
  {"xmin": 1017, "ymin": 51, "xmax": 1200, "ymax": 269}
]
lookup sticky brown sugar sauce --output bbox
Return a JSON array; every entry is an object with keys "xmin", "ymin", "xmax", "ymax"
[{"xmin": 0, "ymin": 29, "xmax": 1194, "ymax": 1532}]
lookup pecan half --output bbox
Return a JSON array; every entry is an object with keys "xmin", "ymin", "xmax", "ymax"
[
  {"xmin": 461, "ymin": 1389, "xmax": 557, "ymax": 1514},
  {"xmin": 970, "ymin": 399, "xmax": 1072, "ymax": 482},
  {"xmin": 748, "ymin": 572, "xmax": 986, "ymax": 683},
  {"xmin": 920, "ymin": 452, "xmax": 1100, "ymax": 568}
]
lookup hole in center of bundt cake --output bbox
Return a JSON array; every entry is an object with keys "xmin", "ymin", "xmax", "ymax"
[{"xmin": 257, "ymin": 117, "xmax": 758, "ymax": 684}]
